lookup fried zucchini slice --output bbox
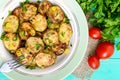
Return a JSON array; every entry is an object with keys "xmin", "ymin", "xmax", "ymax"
[
  {"xmin": 20, "ymin": 4, "xmax": 37, "ymax": 21},
  {"xmin": 13, "ymin": 7, "xmax": 22, "ymax": 18},
  {"xmin": 47, "ymin": 6, "xmax": 64, "ymax": 23},
  {"xmin": 35, "ymin": 52, "xmax": 55, "ymax": 68},
  {"xmin": 59, "ymin": 23, "xmax": 73, "ymax": 44},
  {"xmin": 16, "ymin": 48, "xmax": 33, "ymax": 65},
  {"xmin": 38, "ymin": 1, "xmax": 52, "ymax": 15},
  {"xmin": 52, "ymin": 43, "xmax": 67, "ymax": 55},
  {"xmin": 19, "ymin": 22, "xmax": 36, "ymax": 40},
  {"xmin": 43, "ymin": 30, "xmax": 58, "ymax": 46},
  {"xmin": 3, "ymin": 33, "xmax": 20, "ymax": 51},
  {"xmin": 3, "ymin": 15, "xmax": 19, "ymax": 33},
  {"xmin": 30, "ymin": 14, "xmax": 47, "ymax": 32},
  {"xmin": 26, "ymin": 37, "xmax": 44, "ymax": 54}
]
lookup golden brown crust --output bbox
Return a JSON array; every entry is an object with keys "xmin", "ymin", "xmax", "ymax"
[
  {"xmin": 20, "ymin": 4, "xmax": 37, "ymax": 21},
  {"xmin": 16, "ymin": 48, "xmax": 33, "ymax": 65},
  {"xmin": 3, "ymin": 33, "xmax": 20, "ymax": 51},
  {"xmin": 47, "ymin": 6, "xmax": 65, "ymax": 24},
  {"xmin": 30, "ymin": 14, "xmax": 47, "ymax": 32},
  {"xmin": 38, "ymin": 1, "xmax": 52, "ymax": 15},
  {"xmin": 13, "ymin": 7, "xmax": 22, "ymax": 18},
  {"xmin": 3, "ymin": 15, "xmax": 19, "ymax": 33},
  {"xmin": 35, "ymin": 52, "xmax": 55, "ymax": 67},
  {"xmin": 43, "ymin": 30, "xmax": 59, "ymax": 46},
  {"xmin": 19, "ymin": 22, "xmax": 36, "ymax": 40},
  {"xmin": 52, "ymin": 43, "xmax": 67, "ymax": 55},
  {"xmin": 25, "ymin": 37, "xmax": 44, "ymax": 54},
  {"xmin": 59, "ymin": 23, "xmax": 73, "ymax": 44}
]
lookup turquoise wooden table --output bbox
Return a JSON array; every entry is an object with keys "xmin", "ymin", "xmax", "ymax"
[{"xmin": 0, "ymin": 0, "xmax": 120, "ymax": 80}]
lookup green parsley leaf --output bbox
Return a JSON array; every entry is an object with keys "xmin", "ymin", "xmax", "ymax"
[
  {"xmin": 116, "ymin": 42, "xmax": 120, "ymax": 50},
  {"xmin": 45, "ymin": 38, "xmax": 53, "ymax": 43},
  {"xmin": 49, "ymin": 39, "xmax": 53, "ymax": 43},
  {"xmin": 47, "ymin": 18, "xmax": 51, "ymax": 24},
  {"xmin": 61, "ymin": 32, "xmax": 65, "ymax": 37},
  {"xmin": 5, "ymin": 37, "xmax": 9, "ymax": 41},
  {"xmin": 19, "ymin": 55, "xmax": 25, "ymax": 59},
  {"xmin": 24, "ymin": 0, "xmax": 30, "ymax": 4},
  {"xmin": 37, "ymin": 0, "xmax": 41, "ymax": 3},
  {"xmin": 1, "ymin": 17, "xmax": 4, "ymax": 19},
  {"xmin": 26, "ymin": 66, "xmax": 36, "ymax": 70},
  {"xmin": 13, "ymin": 34, "xmax": 18, "ymax": 41},
  {"xmin": 0, "ymin": 32, "xmax": 7, "ymax": 40},
  {"xmin": 20, "ymin": 29, "xmax": 25, "ymax": 36},
  {"xmin": 18, "ymin": 55, "xmax": 25, "ymax": 62},
  {"xmin": 8, "ymin": 10, "xmax": 12, "ymax": 15},
  {"xmin": 20, "ymin": 2, "xmax": 24, "ymax": 7},
  {"xmin": 20, "ymin": 0, "xmax": 29, "ymax": 12},
  {"xmin": 65, "ymin": 18, "xmax": 70, "ymax": 24},
  {"xmin": 35, "ymin": 44, "xmax": 41, "ymax": 50},
  {"xmin": 76, "ymin": 0, "xmax": 120, "ymax": 43},
  {"xmin": 27, "ymin": 29, "xmax": 30, "ymax": 32},
  {"xmin": 22, "ymin": 6, "xmax": 27, "ymax": 12},
  {"xmin": 45, "ymin": 45, "xmax": 51, "ymax": 49},
  {"xmin": 3, "ymin": 22, "xmax": 8, "ymax": 26},
  {"xmin": 70, "ymin": 44, "xmax": 72, "ymax": 47}
]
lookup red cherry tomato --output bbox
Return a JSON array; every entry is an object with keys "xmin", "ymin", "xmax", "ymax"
[
  {"xmin": 88, "ymin": 56, "xmax": 100, "ymax": 69},
  {"xmin": 96, "ymin": 42, "xmax": 114, "ymax": 59},
  {"xmin": 89, "ymin": 27, "xmax": 102, "ymax": 39}
]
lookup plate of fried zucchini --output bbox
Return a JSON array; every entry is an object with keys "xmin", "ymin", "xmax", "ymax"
[{"xmin": 0, "ymin": 0, "xmax": 88, "ymax": 80}]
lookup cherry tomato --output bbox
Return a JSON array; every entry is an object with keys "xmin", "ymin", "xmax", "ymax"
[
  {"xmin": 96, "ymin": 42, "xmax": 114, "ymax": 59},
  {"xmin": 89, "ymin": 27, "xmax": 102, "ymax": 39},
  {"xmin": 88, "ymin": 56, "xmax": 100, "ymax": 69}
]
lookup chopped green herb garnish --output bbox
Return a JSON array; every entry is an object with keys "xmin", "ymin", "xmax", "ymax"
[
  {"xmin": 2, "ymin": 17, "xmax": 4, "ymax": 19},
  {"xmin": 48, "ymin": 23, "xmax": 52, "ymax": 29},
  {"xmin": 117, "ymin": 42, "xmax": 120, "ymax": 50},
  {"xmin": 35, "ymin": 44, "xmax": 41, "ymax": 50},
  {"xmin": 18, "ymin": 55, "xmax": 25, "ymax": 62},
  {"xmin": 49, "ymin": 39, "xmax": 53, "ymax": 43},
  {"xmin": 45, "ymin": 45, "xmax": 51, "ymax": 49},
  {"xmin": 20, "ymin": 30, "xmax": 25, "ymax": 36},
  {"xmin": 13, "ymin": 34, "xmax": 18, "ymax": 41},
  {"xmin": 27, "ymin": 29, "xmax": 30, "ymax": 32},
  {"xmin": 45, "ymin": 38, "xmax": 49, "ymax": 41},
  {"xmin": 47, "ymin": 18, "xmax": 52, "ymax": 29},
  {"xmin": 20, "ymin": 2, "xmax": 24, "ymax": 7},
  {"xmin": 26, "ymin": 66, "xmax": 36, "ymax": 70},
  {"xmin": 24, "ymin": 0, "xmax": 30, "ymax": 4},
  {"xmin": 20, "ymin": 0, "xmax": 30, "ymax": 12},
  {"xmin": 47, "ymin": 18, "xmax": 51, "ymax": 24},
  {"xmin": 45, "ymin": 38, "xmax": 53, "ymax": 43},
  {"xmin": 19, "ymin": 55, "xmax": 25, "ymax": 60},
  {"xmin": 47, "ymin": 33, "xmax": 51, "ymax": 37},
  {"xmin": 61, "ymin": 32, "xmax": 65, "ymax": 37},
  {"xmin": 5, "ymin": 37, "xmax": 9, "ymax": 41},
  {"xmin": 0, "ymin": 32, "xmax": 7, "ymax": 40},
  {"xmin": 3, "ymin": 22, "xmax": 8, "ymax": 26},
  {"xmin": 52, "ymin": 45, "xmax": 56, "ymax": 48},
  {"xmin": 20, "ymin": 0, "xmax": 30, "ymax": 7},
  {"xmin": 65, "ymin": 18, "xmax": 70, "ymax": 24},
  {"xmin": 8, "ymin": 10, "xmax": 12, "ymax": 15},
  {"xmin": 22, "ymin": 6, "xmax": 27, "ymax": 12},
  {"xmin": 70, "ymin": 44, "xmax": 72, "ymax": 47},
  {"xmin": 37, "ymin": 0, "xmax": 41, "ymax": 3},
  {"xmin": 55, "ymin": 12, "xmax": 59, "ymax": 16}
]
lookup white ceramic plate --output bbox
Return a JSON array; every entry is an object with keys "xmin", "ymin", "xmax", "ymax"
[{"xmin": 0, "ymin": 0, "xmax": 88, "ymax": 80}]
